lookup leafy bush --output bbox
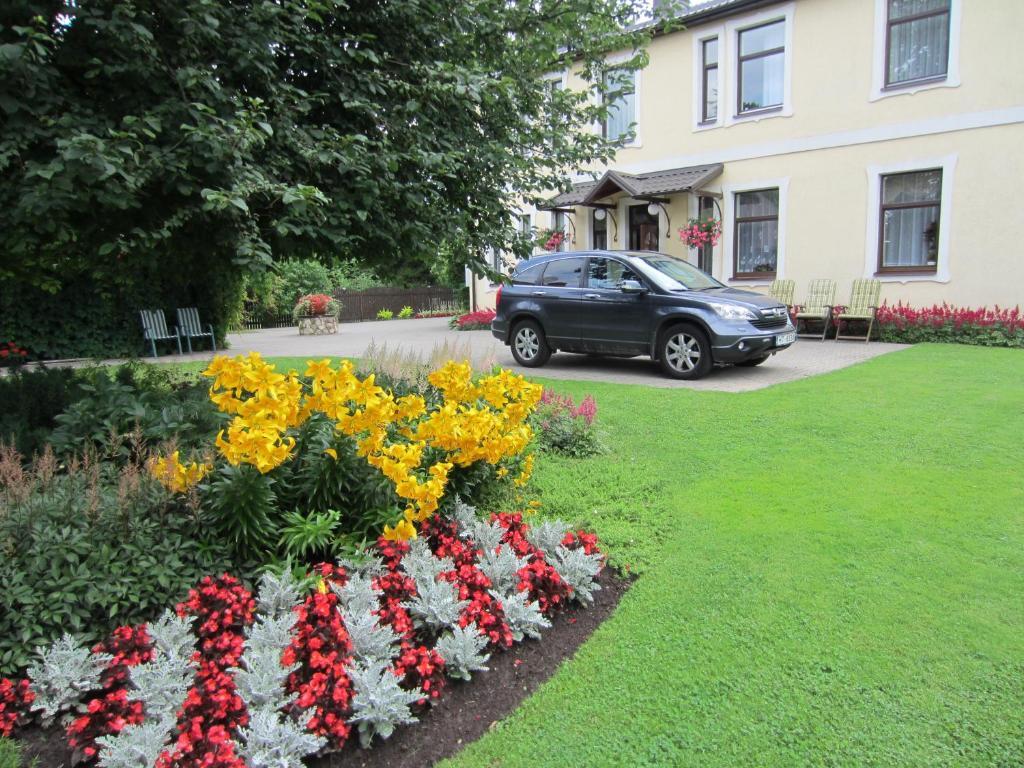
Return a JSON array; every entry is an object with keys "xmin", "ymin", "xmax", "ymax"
[
  {"xmin": 0, "ymin": 366, "xmax": 84, "ymax": 457},
  {"xmin": 875, "ymin": 302, "xmax": 1024, "ymax": 347},
  {"xmin": 529, "ymin": 389, "xmax": 606, "ymax": 457},
  {"xmin": 376, "ymin": 308, "xmax": 394, "ymax": 320},
  {"xmin": 0, "ymin": 450, "xmax": 237, "ymax": 678},
  {"xmin": 49, "ymin": 365, "xmax": 222, "ymax": 461},
  {"xmin": 275, "ymin": 260, "xmax": 334, "ymax": 308},
  {"xmin": 450, "ymin": 308, "xmax": 496, "ymax": 330},
  {"xmin": 398, "ymin": 306, "xmax": 414, "ymax": 319}
]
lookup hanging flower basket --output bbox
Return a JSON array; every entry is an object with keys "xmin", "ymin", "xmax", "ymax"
[
  {"xmin": 677, "ymin": 217, "xmax": 722, "ymax": 249},
  {"xmin": 537, "ymin": 229, "xmax": 566, "ymax": 252}
]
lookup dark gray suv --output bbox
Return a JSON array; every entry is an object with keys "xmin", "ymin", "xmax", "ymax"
[{"xmin": 491, "ymin": 250, "xmax": 795, "ymax": 380}]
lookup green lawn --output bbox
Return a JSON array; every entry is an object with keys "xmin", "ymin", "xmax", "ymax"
[{"xmin": 424, "ymin": 345, "xmax": 1023, "ymax": 767}]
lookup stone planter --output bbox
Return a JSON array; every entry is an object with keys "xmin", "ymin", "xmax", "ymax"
[{"xmin": 297, "ymin": 314, "xmax": 338, "ymax": 335}]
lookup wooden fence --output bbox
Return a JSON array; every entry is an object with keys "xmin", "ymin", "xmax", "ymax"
[{"xmin": 236, "ymin": 286, "xmax": 462, "ymax": 330}]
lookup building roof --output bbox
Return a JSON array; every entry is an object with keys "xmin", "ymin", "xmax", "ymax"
[
  {"xmin": 540, "ymin": 163, "xmax": 724, "ymax": 209},
  {"xmin": 656, "ymin": 0, "xmax": 787, "ymax": 31}
]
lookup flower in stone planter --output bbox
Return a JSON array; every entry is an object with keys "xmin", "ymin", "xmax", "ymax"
[{"xmin": 292, "ymin": 293, "xmax": 341, "ymax": 321}]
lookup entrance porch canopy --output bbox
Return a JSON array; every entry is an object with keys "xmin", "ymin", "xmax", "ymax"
[{"xmin": 539, "ymin": 163, "xmax": 724, "ymax": 210}]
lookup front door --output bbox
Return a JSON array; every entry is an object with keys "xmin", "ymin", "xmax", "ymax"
[
  {"xmin": 576, "ymin": 256, "xmax": 651, "ymax": 355},
  {"xmin": 629, "ymin": 204, "xmax": 660, "ymax": 251}
]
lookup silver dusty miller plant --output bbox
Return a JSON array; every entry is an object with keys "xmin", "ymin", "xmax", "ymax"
[
  {"xmin": 96, "ymin": 720, "xmax": 174, "ymax": 768},
  {"xmin": 526, "ymin": 520, "xmax": 572, "ymax": 559},
  {"xmin": 27, "ymin": 633, "xmax": 111, "ymax": 726},
  {"xmin": 492, "ymin": 590, "xmax": 550, "ymax": 642},
  {"xmin": 478, "ymin": 543, "xmax": 528, "ymax": 596},
  {"xmin": 551, "ymin": 546, "xmax": 603, "ymax": 605},
  {"xmin": 401, "ymin": 537, "xmax": 454, "ymax": 587},
  {"xmin": 235, "ymin": 709, "xmax": 327, "ymax": 768},
  {"xmin": 254, "ymin": 569, "xmax": 305, "ymax": 620},
  {"xmin": 404, "ymin": 577, "xmax": 467, "ymax": 634},
  {"xmin": 234, "ymin": 612, "xmax": 301, "ymax": 711},
  {"xmin": 434, "ymin": 624, "xmax": 490, "ymax": 681},
  {"xmin": 348, "ymin": 660, "xmax": 421, "ymax": 748},
  {"xmin": 342, "ymin": 608, "xmax": 400, "ymax": 665},
  {"xmin": 464, "ymin": 518, "xmax": 505, "ymax": 554}
]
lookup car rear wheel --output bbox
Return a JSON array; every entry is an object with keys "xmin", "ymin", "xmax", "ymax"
[
  {"xmin": 658, "ymin": 324, "xmax": 712, "ymax": 380},
  {"xmin": 510, "ymin": 319, "xmax": 551, "ymax": 368},
  {"xmin": 736, "ymin": 355, "xmax": 770, "ymax": 367}
]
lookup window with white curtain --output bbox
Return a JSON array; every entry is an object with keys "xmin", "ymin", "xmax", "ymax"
[
  {"xmin": 737, "ymin": 20, "xmax": 785, "ymax": 114},
  {"xmin": 603, "ymin": 68, "xmax": 636, "ymax": 142},
  {"xmin": 879, "ymin": 170, "xmax": 942, "ymax": 272},
  {"xmin": 734, "ymin": 189, "xmax": 779, "ymax": 278},
  {"xmin": 886, "ymin": 0, "xmax": 951, "ymax": 86}
]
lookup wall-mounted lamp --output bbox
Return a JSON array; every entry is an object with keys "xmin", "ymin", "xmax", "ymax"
[
  {"xmin": 645, "ymin": 199, "xmax": 672, "ymax": 239},
  {"xmin": 592, "ymin": 206, "xmax": 619, "ymax": 243}
]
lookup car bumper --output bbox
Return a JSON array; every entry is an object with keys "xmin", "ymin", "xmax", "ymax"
[
  {"xmin": 711, "ymin": 326, "xmax": 796, "ymax": 363},
  {"xmin": 491, "ymin": 318, "xmax": 508, "ymax": 343}
]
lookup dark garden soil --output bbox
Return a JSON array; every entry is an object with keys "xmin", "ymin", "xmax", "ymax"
[{"xmin": 15, "ymin": 570, "xmax": 631, "ymax": 768}]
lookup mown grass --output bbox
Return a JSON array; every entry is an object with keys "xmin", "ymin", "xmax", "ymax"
[{"xmin": 425, "ymin": 344, "xmax": 1024, "ymax": 767}]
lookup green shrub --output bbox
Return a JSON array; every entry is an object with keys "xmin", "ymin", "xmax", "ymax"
[
  {"xmin": 376, "ymin": 309, "xmax": 394, "ymax": 320},
  {"xmin": 49, "ymin": 365, "xmax": 222, "ymax": 461},
  {"xmin": 0, "ymin": 367, "xmax": 84, "ymax": 457},
  {"xmin": 0, "ymin": 451, "xmax": 238, "ymax": 678},
  {"xmin": 398, "ymin": 306, "xmax": 414, "ymax": 319},
  {"xmin": 275, "ymin": 260, "xmax": 334, "ymax": 307}
]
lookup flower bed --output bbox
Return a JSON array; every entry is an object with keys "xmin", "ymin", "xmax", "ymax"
[
  {"xmin": 2, "ymin": 501, "xmax": 606, "ymax": 765},
  {"xmin": 450, "ymin": 309, "xmax": 496, "ymax": 331},
  {"xmin": 876, "ymin": 302, "xmax": 1024, "ymax": 347}
]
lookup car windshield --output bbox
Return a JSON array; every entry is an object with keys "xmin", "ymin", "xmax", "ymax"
[{"xmin": 632, "ymin": 253, "xmax": 724, "ymax": 291}]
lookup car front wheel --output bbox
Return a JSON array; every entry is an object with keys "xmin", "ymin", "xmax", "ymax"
[
  {"xmin": 658, "ymin": 324, "xmax": 712, "ymax": 380},
  {"xmin": 510, "ymin": 319, "xmax": 551, "ymax": 368}
]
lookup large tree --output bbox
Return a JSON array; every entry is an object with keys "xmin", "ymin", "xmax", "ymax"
[{"xmin": 0, "ymin": 0, "xmax": 662, "ymax": 355}]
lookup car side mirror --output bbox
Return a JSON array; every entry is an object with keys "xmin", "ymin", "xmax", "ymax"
[{"xmin": 620, "ymin": 279, "xmax": 647, "ymax": 294}]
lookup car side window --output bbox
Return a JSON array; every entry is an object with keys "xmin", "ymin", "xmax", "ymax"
[
  {"xmin": 541, "ymin": 257, "xmax": 585, "ymax": 287},
  {"xmin": 512, "ymin": 263, "xmax": 545, "ymax": 285},
  {"xmin": 587, "ymin": 258, "xmax": 641, "ymax": 289}
]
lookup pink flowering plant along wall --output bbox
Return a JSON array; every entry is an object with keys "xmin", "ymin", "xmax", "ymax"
[
  {"xmin": 876, "ymin": 302, "xmax": 1024, "ymax": 347},
  {"xmin": 529, "ymin": 388, "xmax": 606, "ymax": 458}
]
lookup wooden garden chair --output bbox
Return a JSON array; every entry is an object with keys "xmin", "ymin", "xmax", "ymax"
[
  {"xmin": 139, "ymin": 310, "xmax": 182, "ymax": 358},
  {"xmin": 795, "ymin": 280, "xmax": 836, "ymax": 341},
  {"xmin": 834, "ymin": 279, "xmax": 881, "ymax": 342},
  {"xmin": 176, "ymin": 307, "xmax": 217, "ymax": 353},
  {"xmin": 768, "ymin": 279, "xmax": 795, "ymax": 308}
]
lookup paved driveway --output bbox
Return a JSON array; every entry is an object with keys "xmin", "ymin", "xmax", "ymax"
[{"xmin": 206, "ymin": 317, "xmax": 906, "ymax": 393}]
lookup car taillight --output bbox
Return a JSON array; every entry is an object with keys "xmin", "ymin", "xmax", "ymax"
[{"xmin": 495, "ymin": 285, "xmax": 502, "ymax": 308}]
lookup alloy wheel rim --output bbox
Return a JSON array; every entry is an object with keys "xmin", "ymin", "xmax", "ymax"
[
  {"xmin": 666, "ymin": 333, "xmax": 700, "ymax": 372},
  {"xmin": 515, "ymin": 328, "xmax": 539, "ymax": 360}
]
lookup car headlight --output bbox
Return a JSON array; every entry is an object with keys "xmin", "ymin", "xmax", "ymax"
[{"xmin": 708, "ymin": 302, "xmax": 757, "ymax": 321}]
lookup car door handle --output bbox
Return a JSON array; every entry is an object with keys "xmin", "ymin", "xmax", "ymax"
[
  {"xmin": 583, "ymin": 293, "xmax": 601, "ymax": 299},
  {"xmin": 531, "ymin": 290, "xmax": 548, "ymax": 296}
]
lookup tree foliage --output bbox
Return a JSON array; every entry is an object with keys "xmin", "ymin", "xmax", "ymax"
[{"xmin": 0, "ymin": 0, "xmax": 661, "ymax": 356}]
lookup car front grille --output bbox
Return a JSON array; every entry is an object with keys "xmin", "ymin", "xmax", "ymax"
[{"xmin": 750, "ymin": 310, "xmax": 789, "ymax": 330}]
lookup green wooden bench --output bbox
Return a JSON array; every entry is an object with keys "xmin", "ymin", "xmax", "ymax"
[
  {"xmin": 176, "ymin": 307, "xmax": 217, "ymax": 353},
  {"xmin": 834, "ymin": 279, "xmax": 881, "ymax": 342},
  {"xmin": 139, "ymin": 310, "xmax": 182, "ymax": 358},
  {"xmin": 795, "ymin": 279, "xmax": 836, "ymax": 341}
]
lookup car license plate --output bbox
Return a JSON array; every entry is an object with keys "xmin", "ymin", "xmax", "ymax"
[{"xmin": 775, "ymin": 331, "xmax": 796, "ymax": 346}]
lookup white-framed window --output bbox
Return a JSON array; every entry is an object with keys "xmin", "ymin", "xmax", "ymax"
[
  {"xmin": 603, "ymin": 67, "xmax": 637, "ymax": 144},
  {"xmin": 553, "ymin": 210, "xmax": 569, "ymax": 252},
  {"xmin": 692, "ymin": 4, "xmax": 794, "ymax": 130},
  {"xmin": 720, "ymin": 177, "xmax": 789, "ymax": 284},
  {"xmin": 864, "ymin": 155, "xmax": 955, "ymax": 283},
  {"xmin": 870, "ymin": 0, "xmax": 961, "ymax": 100}
]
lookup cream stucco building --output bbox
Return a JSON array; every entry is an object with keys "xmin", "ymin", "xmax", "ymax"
[{"xmin": 470, "ymin": 0, "xmax": 1024, "ymax": 311}]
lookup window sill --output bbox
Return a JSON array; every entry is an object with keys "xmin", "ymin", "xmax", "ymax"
[
  {"xmin": 726, "ymin": 104, "xmax": 790, "ymax": 127},
  {"xmin": 875, "ymin": 267, "xmax": 937, "ymax": 276},
  {"xmin": 731, "ymin": 274, "xmax": 777, "ymax": 281},
  {"xmin": 883, "ymin": 75, "xmax": 948, "ymax": 91}
]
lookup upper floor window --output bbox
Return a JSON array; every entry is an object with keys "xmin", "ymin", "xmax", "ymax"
[
  {"xmin": 701, "ymin": 38, "xmax": 719, "ymax": 123},
  {"xmin": 734, "ymin": 189, "xmax": 779, "ymax": 278},
  {"xmin": 738, "ymin": 20, "xmax": 785, "ymax": 114},
  {"xmin": 878, "ymin": 169, "xmax": 942, "ymax": 273},
  {"xmin": 885, "ymin": 0, "xmax": 951, "ymax": 87},
  {"xmin": 603, "ymin": 68, "xmax": 636, "ymax": 142}
]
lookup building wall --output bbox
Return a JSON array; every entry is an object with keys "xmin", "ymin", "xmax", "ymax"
[{"xmin": 471, "ymin": 0, "xmax": 1024, "ymax": 311}]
